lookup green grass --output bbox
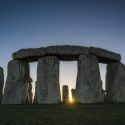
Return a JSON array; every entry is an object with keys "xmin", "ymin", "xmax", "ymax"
[{"xmin": 0, "ymin": 103, "xmax": 125, "ymax": 125}]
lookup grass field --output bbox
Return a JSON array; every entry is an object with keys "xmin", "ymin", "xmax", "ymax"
[{"xmin": 0, "ymin": 103, "xmax": 125, "ymax": 125}]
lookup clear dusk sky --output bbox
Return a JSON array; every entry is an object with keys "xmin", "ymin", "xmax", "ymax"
[{"xmin": 0, "ymin": 0, "xmax": 125, "ymax": 99}]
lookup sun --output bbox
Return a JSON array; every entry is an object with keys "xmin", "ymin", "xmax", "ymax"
[{"xmin": 68, "ymin": 97, "xmax": 75, "ymax": 104}]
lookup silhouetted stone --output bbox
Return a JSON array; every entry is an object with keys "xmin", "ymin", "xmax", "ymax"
[
  {"xmin": 76, "ymin": 55, "xmax": 104, "ymax": 103},
  {"xmin": 106, "ymin": 62, "xmax": 125, "ymax": 102},
  {"xmin": 71, "ymin": 89, "xmax": 76, "ymax": 102},
  {"xmin": 62, "ymin": 85, "xmax": 69, "ymax": 103},
  {"xmin": 2, "ymin": 60, "xmax": 29, "ymax": 104},
  {"xmin": 12, "ymin": 45, "xmax": 121, "ymax": 63},
  {"xmin": 36, "ymin": 56, "xmax": 61, "ymax": 104}
]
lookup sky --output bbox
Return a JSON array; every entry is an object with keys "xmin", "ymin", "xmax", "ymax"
[{"xmin": 0, "ymin": 0, "xmax": 125, "ymax": 99}]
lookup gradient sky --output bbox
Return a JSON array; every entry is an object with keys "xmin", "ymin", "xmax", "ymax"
[{"xmin": 0, "ymin": 0, "xmax": 125, "ymax": 99}]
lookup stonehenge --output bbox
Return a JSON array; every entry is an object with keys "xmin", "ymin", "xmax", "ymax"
[
  {"xmin": 62, "ymin": 85, "xmax": 69, "ymax": 103},
  {"xmin": 1, "ymin": 45, "xmax": 125, "ymax": 104}
]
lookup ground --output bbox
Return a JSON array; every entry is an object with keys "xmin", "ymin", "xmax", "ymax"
[{"xmin": 0, "ymin": 103, "xmax": 125, "ymax": 125}]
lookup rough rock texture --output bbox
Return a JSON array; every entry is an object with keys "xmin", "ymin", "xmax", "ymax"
[
  {"xmin": 2, "ymin": 60, "xmax": 29, "ymax": 104},
  {"xmin": 12, "ymin": 45, "xmax": 89, "ymax": 61},
  {"xmin": 45, "ymin": 45, "xmax": 89, "ymax": 61},
  {"xmin": 12, "ymin": 45, "xmax": 121, "ymax": 63},
  {"xmin": 71, "ymin": 89, "xmax": 76, "ymax": 102},
  {"xmin": 13, "ymin": 48, "xmax": 46, "ymax": 62},
  {"xmin": 33, "ymin": 82, "xmax": 37, "ymax": 104},
  {"xmin": 36, "ymin": 56, "xmax": 61, "ymax": 104},
  {"xmin": 106, "ymin": 62, "xmax": 125, "ymax": 102},
  {"xmin": 90, "ymin": 47, "xmax": 121, "ymax": 63},
  {"xmin": 62, "ymin": 85, "xmax": 69, "ymax": 103},
  {"xmin": 26, "ymin": 77, "xmax": 33, "ymax": 104},
  {"xmin": 76, "ymin": 55, "xmax": 104, "ymax": 103}
]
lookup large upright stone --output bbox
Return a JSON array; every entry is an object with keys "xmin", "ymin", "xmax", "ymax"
[
  {"xmin": 26, "ymin": 77, "xmax": 33, "ymax": 104},
  {"xmin": 76, "ymin": 55, "xmax": 104, "ymax": 103},
  {"xmin": 106, "ymin": 62, "xmax": 125, "ymax": 102},
  {"xmin": 36, "ymin": 56, "xmax": 61, "ymax": 104},
  {"xmin": 2, "ymin": 60, "xmax": 29, "ymax": 104},
  {"xmin": 33, "ymin": 81, "xmax": 37, "ymax": 104},
  {"xmin": 0, "ymin": 67, "xmax": 4, "ymax": 103},
  {"xmin": 62, "ymin": 85, "xmax": 69, "ymax": 103},
  {"xmin": 71, "ymin": 89, "xmax": 76, "ymax": 102}
]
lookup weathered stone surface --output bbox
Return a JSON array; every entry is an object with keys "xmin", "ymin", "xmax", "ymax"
[
  {"xmin": 36, "ymin": 56, "xmax": 61, "ymax": 104},
  {"xmin": 106, "ymin": 62, "xmax": 125, "ymax": 102},
  {"xmin": 62, "ymin": 85, "xmax": 69, "ymax": 103},
  {"xmin": 12, "ymin": 48, "xmax": 46, "ymax": 62},
  {"xmin": 45, "ymin": 45, "xmax": 89, "ymax": 61},
  {"xmin": 71, "ymin": 89, "xmax": 76, "ymax": 102},
  {"xmin": 90, "ymin": 47, "xmax": 121, "ymax": 63},
  {"xmin": 33, "ymin": 81, "xmax": 37, "ymax": 104},
  {"xmin": 76, "ymin": 55, "xmax": 104, "ymax": 103},
  {"xmin": 12, "ymin": 45, "xmax": 121, "ymax": 63},
  {"xmin": 2, "ymin": 60, "xmax": 30, "ymax": 104},
  {"xmin": 12, "ymin": 45, "xmax": 89, "ymax": 61},
  {"xmin": 0, "ymin": 67, "xmax": 4, "ymax": 95},
  {"xmin": 26, "ymin": 77, "xmax": 33, "ymax": 104}
]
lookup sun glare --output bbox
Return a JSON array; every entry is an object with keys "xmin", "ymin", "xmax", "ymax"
[{"xmin": 68, "ymin": 96, "xmax": 75, "ymax": 104}]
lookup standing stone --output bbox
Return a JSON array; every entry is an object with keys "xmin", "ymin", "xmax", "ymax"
[
  {"xmin": 76, "ymin": 55, "xmax": 104, "ymax": 103},
  {"xmin": 36, "ymin": 56, "xmax": 61, "ymax": 104},
  {"xmin": 62, "ymin": 85, "xmax": 69, "ymax": 103},
  {"xmin": 33, "ymin": 81, "xmax": 37, "ymax": 104},
  {"xmin": 71, "ymin": 89, "xmax": 76, "ymax": 102},
  {"xmin": 2, "ymin": 60, "xmax": 29, "ymax": 104},
  {"xmin": 26, "ymin": 77, "xmax": 33, "ymax": 104},
  {"xmin": 106, "ymin": 62, "xmax": 125, "ymax": 102},
  {"xmin": 0, "ymin": 67, "xmax": 4, "ymax": 103}
]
